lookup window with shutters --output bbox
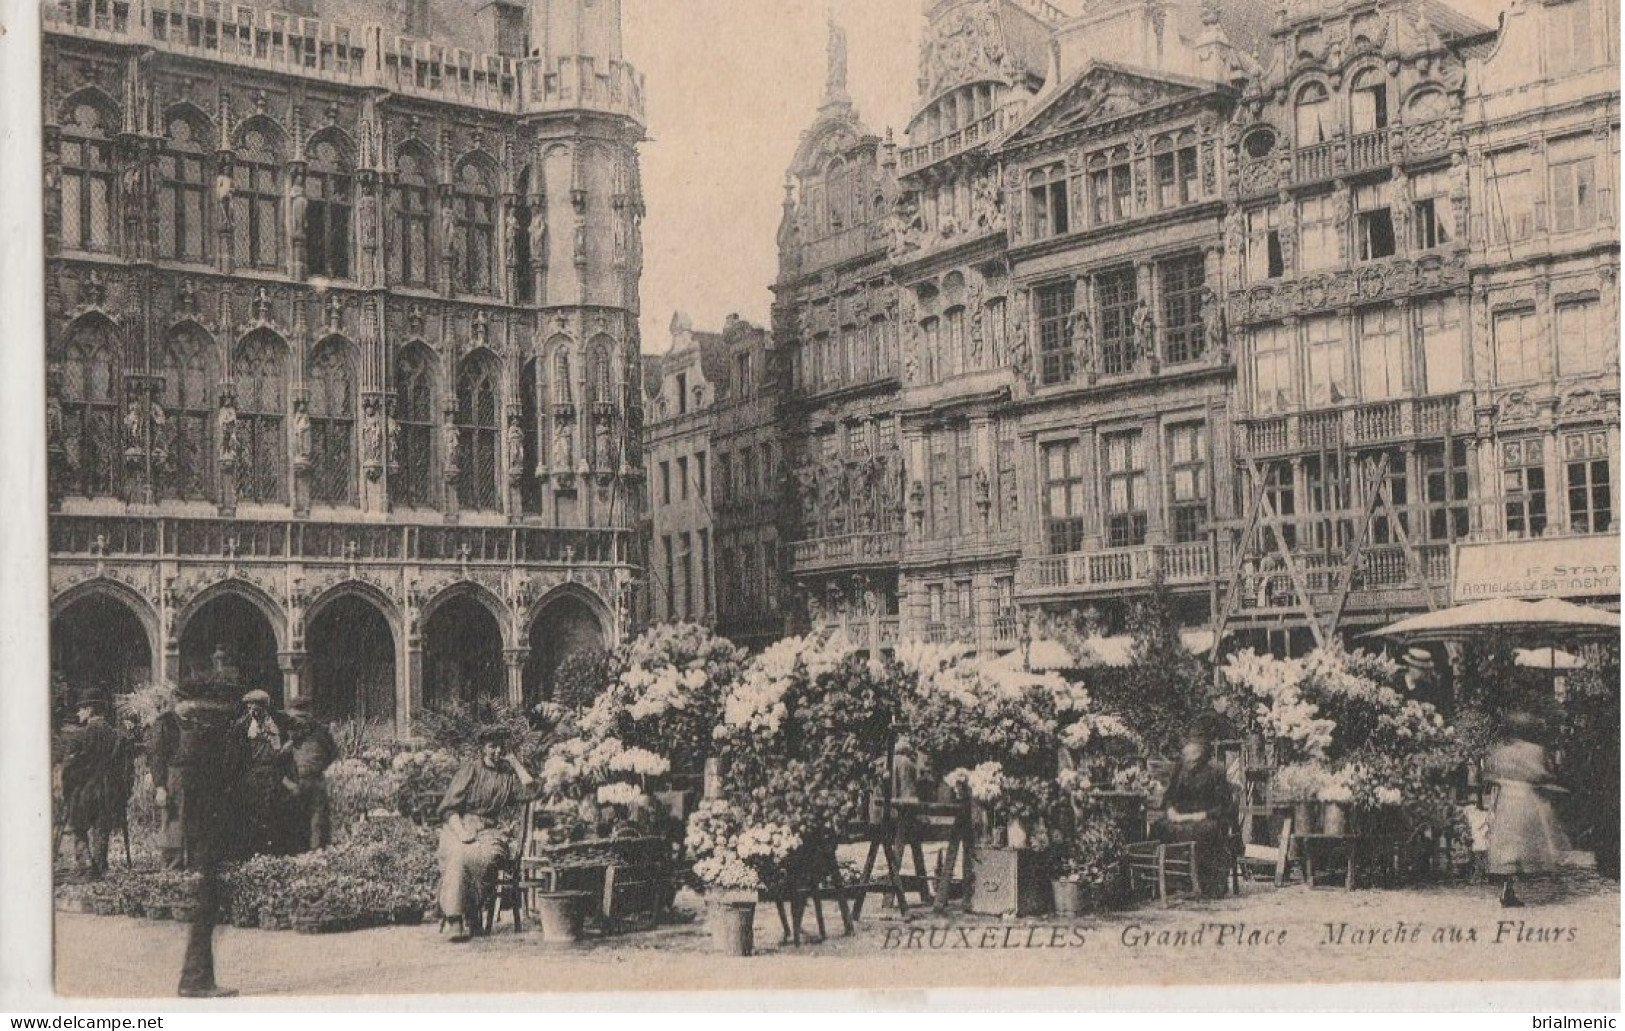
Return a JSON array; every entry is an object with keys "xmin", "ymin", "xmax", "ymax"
[
  {"xmin": 456, "ymin": 354, "xmax": 501, "ymax": 511},
  {"xmin": 1096, "ymin": 267, "xmax": 1137, "ymax": 376},
  {"xmin": 1358, "ymin": 306, "xmax": 1405, "ymax": 401},
  {"xmin": 157, "ymin": 113, "xmax": 211, "ymax": 263},
  {"xmin": 1166, "ymin": 422, "xmax": 1209, "ymax": 544},
  {"xmin": 60, "ymin": 100, "xmax": 117, "ymax": 253},
  {"xmin": 1160, "ymin": 254, "xmax": 1206, "ymax": 365},
  {"xmin": 233, "ymin": 125, "xmax": 285, "ymax": 272},
  {"xmin": 1102, "ymin": 431, "xmax": 1148, "ymax": 548},
  {"xmin": 392, "ymin": 149, "xmax": 434, "ymax": 287},
  {"xmin": 1036, "ymin": 281, "xmax": 1075, "ymax": 386},
  {"xmin": 1556, "ymin": 296, "xmax": 1606, "ymax": 375},
  {"xmin": 392, "ymin": 345, "xmax": 436, "ymax": 508},
  {"xmin": 1549, "ymin": 136, "xmax": 1598, "ymax": 234},
  {"xmin": 1565, "ymin": 431, "xmax": 1613, "ymax": 534},
  {"xmin": 305, "ymin": 136, "xmax": 353, "ymax": 280},
  {"xmin": 54, "ymin": 318, "xmax": 122, "ymax": 498},
  {"xmin": 1503, "ymin": 439, "xmax": 1549, "ymax": 539},
  {"xmin": 234, "ymin": 330, "xmax": 289, "ymax": 503},
  {"xmin": 455, "ymin": 159, "xmax": 498, "ymax": 295},
  {"xmin": 155, "ymin": 325, "xmax": 215, "ymax": 501},
  {"xmin": 1417, "ymin": 296, "xmax": 1465, "ymax": 394},
  {"xmin": 307, "ymin": 338, "xmax": 356, "ymax": 505},
  {"xmin": 1494, "ymin": 307, "xmax": 1541, "ymax": 385}
]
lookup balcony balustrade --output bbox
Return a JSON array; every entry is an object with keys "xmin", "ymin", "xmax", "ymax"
[
  {"xmin": 1018, "ymin": 541, "xmax": 1217, "ymax": 595},
  {"xmin": 899, "ymin": 108, "xmax": 1008, "ymax": 174},
  {"xmin": 788, "ymin": 530, "xmax": 902, "ymax": 573},
  {"xmin": 1239, "ymin": 396, "xmax": 1462, "ymax": 457}
]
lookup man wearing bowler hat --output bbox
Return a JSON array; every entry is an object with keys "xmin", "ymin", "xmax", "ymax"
[{"xmin": 60, "ymin": 691, "xmax": 125, "ymax": 881}]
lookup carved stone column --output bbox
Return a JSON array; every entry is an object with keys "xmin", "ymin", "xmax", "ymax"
[{"xmin": 504, "ymin": 648, "xmax": 529, "ymax": 707}]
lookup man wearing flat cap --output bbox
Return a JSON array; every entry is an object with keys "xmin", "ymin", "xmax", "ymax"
[
  {"xmin": 60, "ymin": 691, "xmax": 126, "ymax": 881},
  {"xmin": 434, "ymin": 726, "xmax": 541, "ymax": 941},
  {"xmin": 228, "ymin": 687, "xmax": 293, "ymax": 857}
]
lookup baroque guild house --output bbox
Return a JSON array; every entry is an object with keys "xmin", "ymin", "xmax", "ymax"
[{"xmin": 44, "ymin": 0, "xmax": 648, "ymax": 726}]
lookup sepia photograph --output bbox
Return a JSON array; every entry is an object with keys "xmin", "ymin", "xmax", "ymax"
[{"xmin": 13, "ymin": 0, "xmax": 1623, "ymax": 1006}]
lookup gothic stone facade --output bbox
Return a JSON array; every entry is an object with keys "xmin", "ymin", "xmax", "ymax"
[{"xmin": 43, "ymin": 0, "xmax": 647, "ymax": 726}]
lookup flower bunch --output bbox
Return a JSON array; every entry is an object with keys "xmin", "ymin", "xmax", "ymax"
[
  {"xmin": 595, "ymin": 781, "xmax": 648, "ymax": 807},
  {"xmin": 1270, "ymin": 761, "xmax": 1330, "ymax": 803},
  {"xmin": 1110, "ymin": 764, "xmax": 1161, "ymax": 797},
  {"xmin": 684, "ymin": 798, "xmax": 796, "ymax": 893},
  {"xmin": 944, "ymin": 762, "xmax": 1006, "ymax": 803}
]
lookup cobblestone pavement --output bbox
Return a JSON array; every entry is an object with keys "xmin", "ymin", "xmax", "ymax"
[{"xmin": 54, "ymin": 873, "xmax": 1619, "ymax": 1000}]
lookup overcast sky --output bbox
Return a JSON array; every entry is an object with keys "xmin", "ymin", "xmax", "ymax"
[{"xmin": 623, "ymin": 0, "xmax": 1510, "ymax": 355}]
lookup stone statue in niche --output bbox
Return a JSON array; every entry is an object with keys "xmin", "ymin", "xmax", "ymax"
[
  {"xmin": 505, "ymin": 412, "xmax": 525, "ymax": 482},
  {"xmin": 289, "ymin": 167, "xmax": 308, "ymax": 243},
  {"xmin": 972, "ymin": 171, "xmax": 1003, "ymax": 230},
  {"xmin": 573, "ymin": 221, "xmax": 588, "ymax": 266},
  {"xmin": 968, "ymin": 285, "xmax": 986, "ymax": 365},
  {"xmin": 292, "ymin": 399, "xmax": 312, "ymax": 468},
  {"xmin": 123, "ymin": 398, "xmax": 144, "ymax": 457},
  {"xmin": 386, "ymin": 400, "xmax": 402, "ymax": 474},
  {"xmin": 1200, "ymin": 285, "xmax": 1226, "ymax": 357},
  {"xmin": 214, "ymin": 162, "xmax": 234, "ymax": 232},
  {"xmin": 45, "ymin": 369, "xmax": 64, "ymax": 450},
  {"xmin": 149, "ymin": 397, "xmax": 171, "ymax": 468},
  {"xmin": 362, "ymin": 398, "xmax": 384, "ymax": 475},
  {"xmin": 531, "ymin": 200, "xmax": 549, "ymax": 268},
  {"xmin": 1133, "ymin": 299, "xmax": 1157, "ymax": 370},
  {"xmin": 217, "ymin": 392, "xmax": 239, "ymax": 466},
  {"xmin": 553, "ymin": 418, "xmax": 574, "ymax": 469},
  {"xmin": 442, "ymin": 418, "xmax": 461, "ymax": 478}
]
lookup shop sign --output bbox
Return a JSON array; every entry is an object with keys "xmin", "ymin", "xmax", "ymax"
[{"xmin": 1453, "ymin": 535, "xmax": 1621, "ymax": 602}]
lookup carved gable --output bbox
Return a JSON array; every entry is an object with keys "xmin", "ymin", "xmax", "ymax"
[{"xmin": 1003, "ymin": 63, "xmax": 1211, "ymax": 148}]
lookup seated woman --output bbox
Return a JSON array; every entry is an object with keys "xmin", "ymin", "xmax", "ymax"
[
  {"xmin": 1156, "ymin": 734, "xmax": 1236, "ymax": 898},
  {"xmin": 436, "ymin": 727, "xmax": 540, "ymax": 942}
]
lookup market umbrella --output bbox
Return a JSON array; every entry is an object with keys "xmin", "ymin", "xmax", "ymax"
[
  {"xmin": 1365, "ymin": 597, "xmax": 1621, "ymax": 644},
  {"xmin": 989, "ymin": 637, "xmax": 1078, "ymax": 672},
  {"xmin": 1514, "ymin": 647, "xmax": 1587, "ymax": 671}
]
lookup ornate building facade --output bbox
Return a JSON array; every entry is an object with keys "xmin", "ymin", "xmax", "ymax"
[
  {"xmin": 765, "ymin": 0, "xmax": 1619, "ymax": 656},
  {"xmin": 44, "ymin": 0, "xmax": 647, "ymax": 726}
]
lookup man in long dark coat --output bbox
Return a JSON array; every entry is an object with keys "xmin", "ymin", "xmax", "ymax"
[
  {"xmin": 280, "ymin": 699, "xmax": 339, "ymax": 853},
  {"xmin": 60, "ymin": 692, "xmax": 126, "ymax": 881},
  {"xmin": 228, "ymin": 688, "xmax": 293, "ymax": 858},
  {"xmin": 147, "ymin": 702, "xmax": 186, "ymax": 869}
]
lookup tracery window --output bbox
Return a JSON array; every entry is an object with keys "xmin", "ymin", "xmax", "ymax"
[
  {"xmin": 307, "ymin": 338, "xmax": 356, "ymax": 504},
  {"xmin": 60, "ymin": 99, "xmax": 117, "ymax": 253},
  {"xmin": 455, "ymin": 159, "xmax": 497, "ymax": 295},
  {"xmin": 233, "ymin": 125, "xmax": 285, "ymax": 272},
  {"xmin": 392, "ymin": 149, "xmax": 434, "ymax": 287},
  {"xmin": 456, "ymin": 354, "xmax": 501, "ymax": 510},
  {"xmin": 54, "ymin": 318, "xmax": 121, "ymax": 498},
  {"xmin": 234, "ymin": 331, "xmax": 289, "ymax": 503},
  {"xmin": 155, "ymin": 325, "xmax": 215, "ymax": 501},
  {"xmin": 305, "ymin": 136, "xmax": 353, "ymax": 279},
  {"xmin": 391, "ymin": 345, "xmax": 436, "ymax": 508},
  {"xmin": 157, "ymin": 113, "xmax": 211, "ymax": 263}
]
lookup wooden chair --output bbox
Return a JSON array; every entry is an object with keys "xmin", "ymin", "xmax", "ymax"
[
  {"xmin": 1235, "ymin": 814, "xmax": 1295, "ymax": 887},
  {"xmin": 1124, "ymin": 840, "xmax": 1202, "ymax": 905}
]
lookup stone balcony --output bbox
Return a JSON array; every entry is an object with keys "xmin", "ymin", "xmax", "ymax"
[
  {"xmin": 1017, "ymin": 540, "xmax": 1219, "ymax": 597},
  {"xmin": 789, "ymin": 530, "xmax": 903, "ymax": 575},
  {"xmin": 45, "ymin": 0, "xmax": 645, "ymax": 122},
  {"xmin": 1237, "ymin": 395, "xmax": 1463, "ymax": 458},
  {"xmin": 899, "ymin": 108, "xmax": 1010, "ymax": 174},
  {"xmin": 1234, "ymin": 119, "xmax": 1455, "ymax": 200}
]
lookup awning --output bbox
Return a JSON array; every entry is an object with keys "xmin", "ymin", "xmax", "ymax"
[{"xmin": 1367, "ymin": 597, "xmax": 1621, "ymax": 644}]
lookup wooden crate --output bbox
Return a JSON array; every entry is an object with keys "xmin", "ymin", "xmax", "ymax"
[{"xmin": 968, "ymin": 847, "xmax": 1051, "ymax": 917}]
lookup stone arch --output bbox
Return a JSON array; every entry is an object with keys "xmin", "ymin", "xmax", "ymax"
[
  {"xmin": 421, "ymin": 581, "xmax": 510, "ymax": 709},
  {"xmin": 161, "ymin": 101, "xmax": 214, "ymax": 141},
  {"xmin": 305, "ymin": 583, "xmax": 398, "ymax": 723},
  {"xmin": 420, "ymin": 580, "xmax": 511, "ymax": 643},
  {"xmin": 58, "ymin": 86, "xmax": 120, "ymax": 130},
  {"xmin": 232, "ymin": 113, "xmax": 288, "ymax": 154},
  {"xmin": 176, "ymin": 579, "xmax": 288, "ymax": 703},
  {"xmin": 522, "ymin": 583, "xmax": 611, "ymax": 702},
  {"xmin": 50, "ymin": 581, "xmax": 158, "ymax": 720},
  {"xmin": 305, "ymin": 125, "xmax": 356, "ymax": 164}
]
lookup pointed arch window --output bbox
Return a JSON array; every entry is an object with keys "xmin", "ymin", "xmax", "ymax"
[
  {"xmin": 305, "ymin": 137, "xmax": 353, "ymax": 279},
  {"xmin": 520, "ymin": 356, "xmax": 543, "ymax": 513},
  {"xmin": 590, "ymin": 345, "xmax": 612, "ymax": 404},
  {"xmin": 158, "ymin": 113, "xmax": 212, "ymax": 263},
  {"xmin": 234, "ymin": 331, "xmax": 289, "ymax": 503},
  {"xmin": 308, "ymin": 338, "xmax": 356, "ymax": 504},
  {"xmin": 513, "ymin": 169, "xmax": 535, "ymax": 304},
  {"xmin": 552, "ymin": 347, "xmax": 573, "ymax": 406},
  {"xmin": 156, "ymin": 325, "xmax": 216, "ymax": 500},
  {"xmin": 392, "ymin": 150, "xmax": 433, "ymax": 287},
  {"xmin": 392, "ymin": 346, "xmax": 436, "ymax": 508},
  {"xmin": 60, "ymin": 99, "xmax": 117, "ymax": 253},
  {"xmin": 456, "ymin": 354, "xmax": 501, "ymax": 510},
  {"xmin": 54, "ymin": 319, "xmax": 121, "ymax": 498},
  {"xmin": 455, "ymin": 159, "xmax": 497, "ymax": 295},
  {"xmin": 234, "ymin": 126, "xmax": 284, "ymax": 271}
]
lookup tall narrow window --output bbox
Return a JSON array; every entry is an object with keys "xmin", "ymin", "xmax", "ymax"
[
  {"xmin": 1153, "ymin": 138, "xmax": 1199, "ymax": 209},
  {"xmin": 1160, "ymin": 254, "xmax": 1206, "ymax": 365},
  {"xmin": 305, "ymin": 136, "xmax": 353, "ymax": 279},
  {"xmin": 955, "ymin": 425, "xmax": 975, "ymax": 537},
  {"xmin": 392, "ymin": 150, "xmax": 433, "ymax": 287},
  {"xmin": 1411, "ymin": 169, "xmax": 1455, "ymax": 251},
  {"xmin": 1298, "ymin": 193, "xmax": 1341, "ymax": 270},
  {"xmin": 393, "ymin": 346, "xmax": 435, "ymax": 507},
  {"xmin": 60, "ymin": 100, "xmax": 117, "ymax": 253},
  {"xmin": 590, "ymin": 345, "xmax": 611, "ymax": 404},
  {"xmin": 1556, "ymin": 296, "xmax": 1606, "ymax": 375},
  {"xmin": 1549, "ymin": 136, "xmax": 1599, "ymax": 234},
  {"xmin": 1350, "ymin": 69, "xmax": 1389, "ymax": 134},
  {"xmin": 1246, "ymin": 205, "xmax": 1284, "ymax": 282},
  {"xmin": 1417, "ymin": 296, "xmax": 1465, "ymax": 394},
  {"xmin": 928, "ymin": 432, "xmax": 952, "ymax": 538},
  {"xmin": 157, "ymin": 113, "xmax": 211, "ymax": 263},
  {"xmin": 1546, "ymin": 0, "xmax": 1596, "ymax": 75},
  {"xmin": 1089, "ymin": 147, "xmax": 1134, "ymax": 226},
  {"xmin": 1252, "ymin": 324, "xmax": 1294, "ymax": 413},
  {"xmin": 1354, "ymin": 182, "xmax": 1395, "ymax": 261},
  {"xmin": 1042, "ymin": 439, "xmax": 1085, "ymax": 555},
  {"xmin": 1420, "ymin": 440, "xmax": 1471, "ymax": 542},
  {"xmin": 1294, "ymin": 83, "xmax": 1332, "ymax": 144},
  {"xmin": 54, "ymin": 319, "xmax": 121, "ymax": 498},
  {"xmin": 233, "ymin": 126, "xmax": 284, "ymax": 272},
  {"xmin": 512, "ymin": 174, "xmax": 534, "ymax": 304},
  {"xmin": 455, "ymin": 159, "xmax": 497, "ymax": 294},
  {"xmin": 307, "ymin": 339, "xmax": 355, "ymax": 504},
  {"xmin": 1358, "ymin": 306, "xmax": 1405, "ymax": 400},
  {"xmin": 1487, "ymin": 149, "xmax": 1535, "ymax": 246},
  {"xmin": 1096, "ymin": 267, "xmax": 1137, "ymax": 376},
  {"xmin": 1565, "ymin": 431, "xmax": 1613, "ymax": 534},
  {"xmin": 1304, "ymin": 316, "xmax": 1349, "ymax": 404},
  {"xmin": 234, "ymin": 331, "xmax": 289, "ymax": 503},
  {"xmin": 1502, "ymin": 439, "xmax": 1548, "ymax": 538},
  {"xmin": 996, "ymin": 420, "xmax": 1018, "ymax": 533},
  {"xmin": 1494, "ymin": 307, "xmax": 1540, "ymax": 384},
  {"xmin": 456, "ymin": 355, "xmax": 500, "ymax": 510},
  {"xmin": 1036, "ymin": 281, "xmax": 1075, "ymax": 386},
  {"xmin": 1167, "ymin": 422, "xmax": 1209, "ymax": 544},
  {"xmin": 1103, "ymin": 430, "xmax": 1148, "ymax": 548},
  {"xmin": 156, "ymin": 325, "xmax": 215, "ymax": 501}
]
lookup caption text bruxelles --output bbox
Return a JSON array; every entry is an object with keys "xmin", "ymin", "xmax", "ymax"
[{"xmin": 880, "ymin": 920, "xmax": 1579, "ymax": 950}]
